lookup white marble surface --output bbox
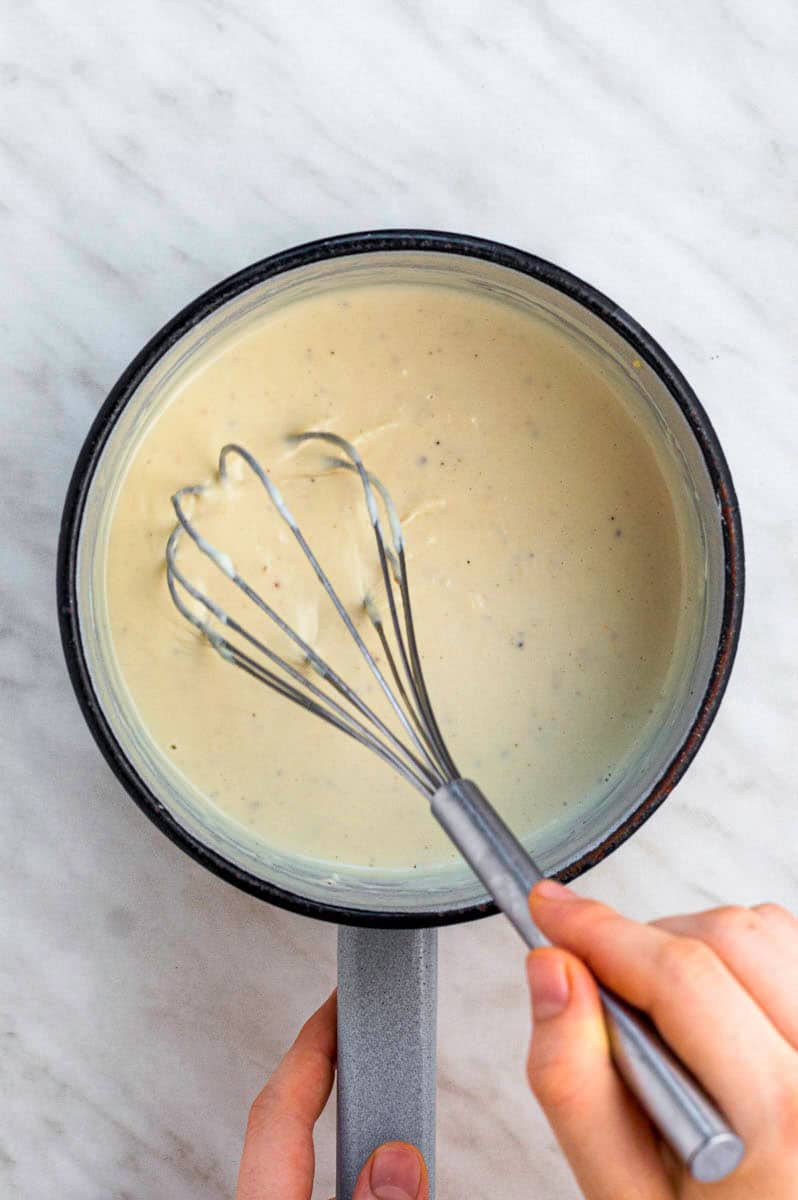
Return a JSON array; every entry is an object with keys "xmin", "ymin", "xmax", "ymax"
[{"xmin": 3, "ymin": 2, "xmax": 797, "ymax": 1196}]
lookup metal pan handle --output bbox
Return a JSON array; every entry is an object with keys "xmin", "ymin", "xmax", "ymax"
[{"xmin": 337, "ymin": 926, "xmax": 438, "ymax": 1199}]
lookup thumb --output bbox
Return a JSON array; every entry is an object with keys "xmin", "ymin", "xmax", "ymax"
[
  {"xmin": 526, "ymin": 947, "xmax": 671, "ymax": 1200},
  {"xmin": 351, "ymin": 1140, "xmax": 429, "ymax": 1200}
]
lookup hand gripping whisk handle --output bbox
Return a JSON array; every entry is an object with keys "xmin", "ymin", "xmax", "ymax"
[{"xmin": 431, "ymin": 780, "xmax": 745, "ymax": 1184}]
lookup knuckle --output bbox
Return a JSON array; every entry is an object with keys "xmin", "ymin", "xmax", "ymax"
[
  {"xmin": 246, "ymin": 1090, "xmax": 274, "ymax": 1136},
  {"xmin": 527, "ymin": 1049, "xmax": 587, "ymax": 1115},
  {"xmin": 657, "ymin": 934, "xmax": 717, "ymax": 982},
  {"xmin": 704, "ymin": 904, "xmax": 760, "ymax": 940},
  {"xmin": 246, "ymin": 1101, "xmax": 264, "ymax": 1136},
  {"xmin": 754, "ymin": 900, "xmax": 795, "ymax": 925}
]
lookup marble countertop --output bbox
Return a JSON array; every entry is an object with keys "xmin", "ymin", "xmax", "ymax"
[{"xmin": 3, "ymin": 2, "xmax": 796, "ymax": 1196}]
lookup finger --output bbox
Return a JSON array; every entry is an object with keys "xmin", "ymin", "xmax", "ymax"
[
  {"xmin": 351, "ymin": 1140, "xmax": 429, "ymax": 1200},
  {"xmin": 525, "ymin": 947, "xmax": 671, "ymax": 1200},
  {"xmin": 530, "ymin": 881, "xmax": 793, "ymax": 1138},
  {"xmin": 236, "ymin": 991, "xmax": 337, "ymax": 1200},
  {"xmin": 652, "ymin": 904, "xmax": 798, "ymax": 1049}
]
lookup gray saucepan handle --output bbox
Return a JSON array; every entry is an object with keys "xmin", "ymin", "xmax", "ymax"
[
  {"xmin": 337, "ymin": 926, "xmax": 438, "ymax": 1200},
  {"xmin": 431, "ymin": 779, "xmax": 746, "ymax": 1185}
]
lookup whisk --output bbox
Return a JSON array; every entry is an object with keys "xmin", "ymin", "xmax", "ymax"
[{"xmin": 166, "ymin": 431, "xmax": 742, "ymax": 1183}]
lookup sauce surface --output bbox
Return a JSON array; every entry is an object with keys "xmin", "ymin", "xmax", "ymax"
[{"xmin": 106, "ymin": 283, "xmax": 693, "ymax": 869}]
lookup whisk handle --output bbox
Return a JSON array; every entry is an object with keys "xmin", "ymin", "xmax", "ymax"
[{"xmin": 431, "ymin": 780, "xmax": 745, "ymax": 1184}]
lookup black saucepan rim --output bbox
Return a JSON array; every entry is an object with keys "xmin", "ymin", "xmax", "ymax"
[{"xmin": 56, "ymin": 229, "xmax": 745, "ymax": 928}]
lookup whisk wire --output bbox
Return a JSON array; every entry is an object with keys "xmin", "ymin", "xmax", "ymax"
[
  {"xmin": 218, "ymin": 640, "xmax": 436, "ymax": 796},
  {"xmin": 217, "ymin": 442, "xmax": 445, "ymax": 783},
  {"xmin": 166, "ymin": 437, "xmax": 464, "ymax": 797},
  {"xmin": 395, "ymin": 550, "xmax": 460, "ymax": 780},
  {"xmin": 167, "ymin": 511, "xmax": 440, "ymax": 796},
  {"xmin": 300, "ymin": 435, "xmax": 460, "ymax": 782}
]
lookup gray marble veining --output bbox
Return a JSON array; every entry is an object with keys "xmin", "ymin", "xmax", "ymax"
[{"xmin": 2, "ymin": 2, "xmax": 796, "ymax": 1197}]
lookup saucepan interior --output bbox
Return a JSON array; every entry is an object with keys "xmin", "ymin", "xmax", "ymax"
[{"xmin": 58, "ymin": 232, "xmax": 742, "ymax": 926}]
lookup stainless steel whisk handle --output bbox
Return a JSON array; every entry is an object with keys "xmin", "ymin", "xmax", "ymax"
[{"xmin": 431, "ymin": 780, "xmax": 745, "ymax": 1184}]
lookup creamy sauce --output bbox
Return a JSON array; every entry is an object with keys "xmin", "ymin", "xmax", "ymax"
[{"xmin": 106, "ymin": 283, "xmax": 695, "ymax": 870}]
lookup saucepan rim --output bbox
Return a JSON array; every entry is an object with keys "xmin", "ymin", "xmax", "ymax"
[{"xmin": 56, "ymin": 229, "xmax": 745, "ymax": 928}]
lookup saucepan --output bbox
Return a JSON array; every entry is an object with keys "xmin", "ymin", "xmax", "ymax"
[{"xmin": 57, "ymin": 230, "xmax": 744, "ymax": 1199}]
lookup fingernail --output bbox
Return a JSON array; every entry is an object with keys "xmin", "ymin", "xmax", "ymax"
[
  {"xmin": 533, "ymin": 879, "xmax": 579, "ymax": 902},
  {"xmin": 527, "ymin": 951, "xmax": 571, "ymax": 1020},
  {"xmin": 369, "ymin": 1142, "xmax": 423, "ymax": 1199}
]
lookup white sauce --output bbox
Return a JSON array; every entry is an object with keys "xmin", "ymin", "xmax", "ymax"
[{"xmin": 105, "ymin": 283, "xmax": 698, "ymax": 870}]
